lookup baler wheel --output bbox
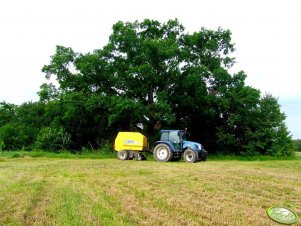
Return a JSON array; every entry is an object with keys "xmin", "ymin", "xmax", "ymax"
[{"xmin": 117, "ymin": 150, "xmax": 129, "ymax": 160}]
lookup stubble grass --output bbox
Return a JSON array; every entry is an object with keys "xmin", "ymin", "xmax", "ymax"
[{"xmin": 0, "ymin": 153, "xmax": 300, "ymax": 225}]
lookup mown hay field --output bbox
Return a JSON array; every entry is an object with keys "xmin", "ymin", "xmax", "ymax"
[{"xmin": 0, "ymin": 153, "xmax": 300, "ymax": 225}]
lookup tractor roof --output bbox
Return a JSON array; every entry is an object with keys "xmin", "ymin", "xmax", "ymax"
[{"xmin": 160, "ymin": 130, "xmax": 184, "ymax": 133}]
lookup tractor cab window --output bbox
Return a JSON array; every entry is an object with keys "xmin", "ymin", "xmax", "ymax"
[
  {"xmin": 169, "ymin": 131, "xmax": 180, "ymax": 143},
  {"xmin": 160, "ymin": 132, "xmax": 169, "ymax": 141}
]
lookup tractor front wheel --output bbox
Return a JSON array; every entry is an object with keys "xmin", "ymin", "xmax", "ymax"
[
  {"xmin": 153, "ymin": 144, "xmax": 173, "ymax": 162},
  {"xmin": 117, "ymin": 150, "xmax": 129, "ymax": 160},
  {"xmin": 183, "ymin": 149, "xmax": 197, "ymax": 163}
]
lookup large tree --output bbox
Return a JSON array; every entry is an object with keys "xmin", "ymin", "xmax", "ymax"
[{"xmin": 39, "ymin": 19, "xmax": 293, "ymax": 155}]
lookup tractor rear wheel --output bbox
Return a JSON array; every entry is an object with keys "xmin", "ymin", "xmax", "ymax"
[
  {"xmin": 117, "ymin": 150, "xmax": 129, "ymax": 160},
  {"xmin": 153, "ymin": 144, "xmax": 173, "ymax": 162},
  {"xmin": 183, "ymin": 149, "xmax": 197, "ymax": 163}
]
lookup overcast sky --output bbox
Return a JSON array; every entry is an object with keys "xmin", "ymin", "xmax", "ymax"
[{"xmin": 0, "ymin": 0, "xmax": 300, "ymax": 138}]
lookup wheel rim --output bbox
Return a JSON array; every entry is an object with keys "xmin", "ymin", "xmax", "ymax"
[
  {"xmin": 118, "ymin": 151, "xmax": 126, "ymax": 159},
  {"xmin": 185, "ymin": 152, "xmax": 193, "ymax": 162},
  {"xmin": 157, "ymin": 147, "xmax": 168, "ymax": 160}
]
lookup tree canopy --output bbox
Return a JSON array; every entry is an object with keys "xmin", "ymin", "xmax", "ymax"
[{"xmin": 0, "ymin": 19, "xmax": 294, "ymax": 156}]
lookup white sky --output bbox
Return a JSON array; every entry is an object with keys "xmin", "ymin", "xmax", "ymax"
[{"xmin": 0, "ymin": 0, "xmax": 300, "ymax": 138}]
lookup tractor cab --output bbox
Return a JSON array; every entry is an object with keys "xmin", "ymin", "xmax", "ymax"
[
  {"xmin": 154, "ymin": 129, "xmax": 207, "ymax": 162},
  {"xmin": 159, "ymin": 130, "xmax": 186, "ymax": 151}
]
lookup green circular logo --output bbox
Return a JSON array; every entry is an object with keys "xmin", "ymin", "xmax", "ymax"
[{"xmin": 267, "ymin": 207, "xmax": 299, "ymax": 225}]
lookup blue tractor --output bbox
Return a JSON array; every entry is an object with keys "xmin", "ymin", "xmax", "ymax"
[{"xmin": 153, "ymin": 130, "xmax": 207, "ymax": 163}]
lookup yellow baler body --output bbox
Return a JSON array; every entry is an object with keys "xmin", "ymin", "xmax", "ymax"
[{"xmin": 114, "ymin": 132, "xmax": 148, "ymax": 152}]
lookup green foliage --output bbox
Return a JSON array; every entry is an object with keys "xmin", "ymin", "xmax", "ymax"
[
  {"xmin": 293, "ymin": 139, "xmax": 301, "ymax": 152},
  {"xmin": 217, "ymin": 93, "xmax": 294, "ymax": 157},
  {"xmin": 0, "ymin": 102, "xmax": 48, "ymax": 150},
  {"xmin": 38, "ymin": 83, "xmax": 60, "ymax": 101},
  {"xmin": 0, "ymin": 139, "xmax": 5, "ymax": 151},
  {"xmin": 0, "ymin": 102, "xmax": 17, "ymax": 127},
  {"xmin": 35, "ymin": 127, "xmax": 71, "ymax": 152},
  {"xmin": 0, "ymin": 19, "xmax": 293, "ymax": 156},
  {"xmin": 108, "ymin": 96, "xmax": 144, "ymax": 129},
  {"xmin": 0, "ymin": 122, "xmax": 37, "ymax": 150}
]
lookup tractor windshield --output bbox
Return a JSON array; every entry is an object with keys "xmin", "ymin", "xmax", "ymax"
[
  {"xmin": 181, "ymin": 131, "xmax": 188, "ymax": 141},
  {"xmin": 169, "ymin": 131, "xmax": 180, "ymax": 143},
  {"xmin": 174, "ymin": 130, "xmax": 187, "ymax": 142}
]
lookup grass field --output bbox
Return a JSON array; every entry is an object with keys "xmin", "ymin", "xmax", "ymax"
[{"xmin": 0, "ymin": 153, "xmax": 300, "ymax": 225}]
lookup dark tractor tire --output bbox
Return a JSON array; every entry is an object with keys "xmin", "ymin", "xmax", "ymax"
[
  {"xmin": 153, "ymin": 144, "xmax": 173, "ymax": 162},
  {"xmin": 117, "ymin": 150, "xmax": 129, "ymax": 160},
  {"xmin": 183, "ymin": 149, "xmax": 198, "ymax": 163}
]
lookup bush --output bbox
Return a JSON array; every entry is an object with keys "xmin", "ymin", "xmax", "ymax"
[
  {"xmin": 35, "ymin": 127, "xmax": 71, "ymax": 152},
  {"xmin": 293, "ymin": 139, "xmax": 301, "ymax": 152},
  {"xmin": 0, "ymin": 122, "xmax": 37, "ymax": 150},
  {"xmin": 0, "ymin": 139, "xmax": 5, "ymax": 151}
]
